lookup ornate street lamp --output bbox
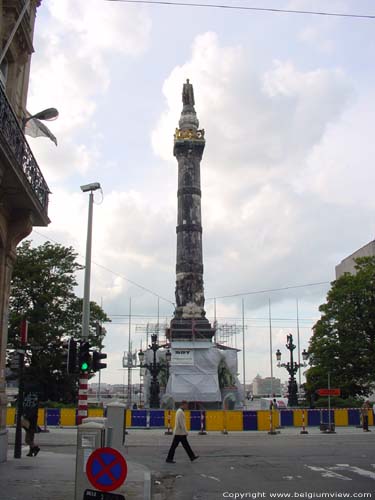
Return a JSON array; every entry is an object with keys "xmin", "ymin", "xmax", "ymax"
[
  {"xmin": 165, "ymin": 349, "xmax": 171, "ymax": 382},
  {"xmin": 276, "ymin": 334, "xmax": 309, "ymax": 407},
  {"xmin": 23, "ymin": 107, "xmax": 59, "ymax": 126},
  {"xmin": 138, "ymin": 334, "xmax": 162, "ymax": 409}
]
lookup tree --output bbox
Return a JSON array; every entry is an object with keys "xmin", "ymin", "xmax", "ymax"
[
  {"xmin": 7, "ymin": 241, "xmax": 110, "ymax": 402},
  {"xmin": 305, "ymin": 256, "xmax": 375, "ymax": 401}
]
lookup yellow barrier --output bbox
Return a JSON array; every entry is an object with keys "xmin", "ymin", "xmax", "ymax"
[
  {"xmin": 125, "ymin": 408, "xmax": 132, "ymax": 428},
  {"xmin": 185, "ymin": 410, "xmax": 191, "ymax": 431},
  {"xmin": 88, "ymin": 408, "xmax": 104, "ymax": 418},
  {"xmin": 293, "ymin": 409, "xmax": 303, "ymax": 427},
  {"xmin": 206, "ymin": 411, "xmax": 224, "ymax": 431},
  {"xmin": 37, "ymin": 408, "xmax": 45, "ymax": 427},
  {"xmin": 334, "ymin": 409, "xmax": 348, "ymax": 426},
  {"xmin": 257, "ymin": 410, "xmax": 270, "ymax": 431},
  {"xmin": 226, "ymin": 410, "xmax": 243, "ymax": 431},
  {"xmin": 60, "ymin": 408, "xmax": 76, "ymax": 426},
  {"xmin": 6, "ymin": 407, "xmax": 16, "ymax": 426},
  {"xmin": 369, "ymin": 410, "xmax": 374, "ymax": 426},
  {"xmin": 8, "ymin": 406, "xmax": 375, "ymax": 430}
]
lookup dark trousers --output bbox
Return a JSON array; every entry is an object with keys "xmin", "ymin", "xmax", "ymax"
[
  {"xmin": 167, "ymin": 435, "xmax": 195, "ymax": 460},
  {"xmin": 363, "ymin": 415, "xmax": 369, "ymax": 431}
]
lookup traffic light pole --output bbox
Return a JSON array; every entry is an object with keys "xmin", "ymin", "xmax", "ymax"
[{"xmin": 77, "ymin": 373, "xmax": 88, "ymax": 425}]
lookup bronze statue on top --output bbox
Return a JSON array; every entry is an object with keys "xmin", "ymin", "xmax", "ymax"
[{"xmin": 182, "ymin": 79, "xmax": 195, "ymax": 107}]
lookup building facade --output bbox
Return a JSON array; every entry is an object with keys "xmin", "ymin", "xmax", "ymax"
[
  {"xmin": 335, "ymin": 240, "xmax": 375, "ymax": 279},
  {"xmin": 252, "ymin": 374, "xmax": 282, "ymax": 397},
  {"xmin": 0, "ymin": 0, "xmax": 49, "ymax": 462}
]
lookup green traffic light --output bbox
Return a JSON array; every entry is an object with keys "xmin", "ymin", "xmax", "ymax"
[{"xmin": 81, "ymin": 362, "xmax": 89, "ymax": 371}]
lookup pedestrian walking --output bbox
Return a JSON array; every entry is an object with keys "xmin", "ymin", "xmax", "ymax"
[
  {"xmin": 361, "ymin": 400, "xmax": 371, "ymax": 432},
  {"xmin": 166, "ymin": 401, "xmax": 199, "ymax": 464},
  {"xmin": 22, "ymin": 410, "xmax": 40, "ymax": 456},
  {"xmin": 270, "ymin": 398, "xmax": 278, "ymax": 410}
]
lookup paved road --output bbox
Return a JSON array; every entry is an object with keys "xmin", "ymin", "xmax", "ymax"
[
  {"xmin": 122, "ymin": 428, "xmax": 375, "ymax": 499},
  {"xmin": 4, "ymin": 427, "xmax": 375, "ymax": 499}
]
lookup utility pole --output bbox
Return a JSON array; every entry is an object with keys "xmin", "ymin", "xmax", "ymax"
[
  {"xmin": 79, "ymin": 182, "xmax": 101, "ymax": 424},
  {"xmin": 127, "ymin": 298, "xmax": 132, "ymax": 408}
]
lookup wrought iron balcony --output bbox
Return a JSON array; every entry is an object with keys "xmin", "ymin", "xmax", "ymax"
[{"xmin": 0, "ymin": 83, "xmax": 49, "ymax": 222}]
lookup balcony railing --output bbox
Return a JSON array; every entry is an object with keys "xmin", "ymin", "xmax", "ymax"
[{"xmin": 0, "ymin": 83, "xmax": 49, "ymax": 212}]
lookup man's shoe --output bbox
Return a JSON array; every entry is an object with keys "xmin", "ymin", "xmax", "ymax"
[
  {"xmin": 166, "ymin": 459, "xmax": 176, "ymax": 463},
  {"xmin": 32, "ymin": 446, "xmax": 40, "ymax": 456},
  {"xmin": 26, "ymin": 451, "xmax": 33, "ymax": 457},
  {"xmin": 191, "ymin": 456, "xmax": 199, "ymax": 462}
]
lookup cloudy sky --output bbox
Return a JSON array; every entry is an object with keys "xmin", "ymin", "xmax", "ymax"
[{"xmin": 25, "ymin": 0, "xmax": 375, "ymax": 388}]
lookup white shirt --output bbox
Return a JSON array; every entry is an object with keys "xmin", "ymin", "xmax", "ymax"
[{"xmin": 174, "ymin": 407, "xmax": 188, "ymax": 435}]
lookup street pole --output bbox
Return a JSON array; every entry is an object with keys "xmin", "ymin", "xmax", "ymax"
[
  {"xmin": 214, "ymin": 297, "xmax": 217, "ymax": 343},
  {"xmin": 269, "ymin": 298, "xmax": 273, "ymax": 396},
  {"xmin": 14, "ymin": 318, "xmax": 28, "ymax": 458},
  {"xmin": 82, "ymin": 190, "xmax": 94, "ymax": 340},
  {"xmin": 242, "ymin": 298, "xmax": 246, "ymax": 404},
  {"xmin": 14, "ymin": 351, "xmax": 25, "ymax": 459},
  {"xmin": 78, "ymin": 182, "xmax": 101, "ymax": 424},
  {"xmin": 296, "ymin": 299, "xmax": 302, "ymax": 389},
  {"xmin": 328, "ymin": 371, "xmax": 332, "ymax": 430},
  {"xmin": 127, "ymin": 297, "xmax": 132, "ymax": 408}
]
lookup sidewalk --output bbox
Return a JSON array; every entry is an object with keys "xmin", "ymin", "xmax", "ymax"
[{"xmin": 1, "ymin": 428, "xmax": 151, "ymax": 500}]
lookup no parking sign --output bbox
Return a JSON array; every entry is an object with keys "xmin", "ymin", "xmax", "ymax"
[{"xmin": 86, "ymin": 447, "xmax": 128, "ymax": 493}]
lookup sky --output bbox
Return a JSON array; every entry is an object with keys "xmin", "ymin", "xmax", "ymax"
[{"xmin": 25, "ymin": 0, "xmax": 375, "ymax": 388}]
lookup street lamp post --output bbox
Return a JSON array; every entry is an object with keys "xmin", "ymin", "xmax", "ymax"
[
  {"xmin": 165, "ymin": 349, "xmax": 171, "ymax": 382},
  {"xmin": 78, "ymin": 182, "xmax": 101, "ymax": 424},
  {"xmin": 276, "ymin": 334, "xmax": 308, "ymax": 407},
  {"xmin": 22, "ymin": 107, "xmax": 59, "ymax": 127},
  {"xmin": 138, "ymin": 334, "xmax": 165, "ymax": 409}
]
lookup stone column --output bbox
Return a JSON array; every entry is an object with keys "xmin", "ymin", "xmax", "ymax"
[{"xmin": 170, "ymin": 80, "xmax": 214, "ymax": 341}]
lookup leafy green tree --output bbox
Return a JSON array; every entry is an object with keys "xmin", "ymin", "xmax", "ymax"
[
  {"xmin": 305, "ymin": 257, "xmax": 375, "ymax": 401},
  {"xmin": 8, "ymin": 241, "xmax": 110, "ymax": 402}
]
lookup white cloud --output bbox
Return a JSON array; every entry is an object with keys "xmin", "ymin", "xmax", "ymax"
[
  {"xmin": 26, "ymin": 4, "xmax": 375, "ymax": 385},
  {"xmin": 149, "ymin": 30, "xmax": 373, "ymax": 322},
  {"xmin": 296, "ymin": 93, "xmax": 375, "ymax": 209},
  {"xmin": 27, "ymin": 0, "xmax": 152, "ymax": 180},
  {"xmin": 153, "ymin": 32, "xmax": 352, "ymax": 180}
]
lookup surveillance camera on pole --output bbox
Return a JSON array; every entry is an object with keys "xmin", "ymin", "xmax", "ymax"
[{"xmin": 80, "ymin": 182, "xmax": 101, "ymax": 193}]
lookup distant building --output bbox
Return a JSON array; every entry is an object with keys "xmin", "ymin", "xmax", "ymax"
[
  {"xmin": 252, "ymin": 374, "xmax": 281, "ymax": 396},
  {"xmin": 335, "ymin": 240, "xmax": 375, "ymax": 279}
]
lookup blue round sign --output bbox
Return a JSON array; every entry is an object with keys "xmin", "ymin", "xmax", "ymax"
[{"xmin": 86, "ymin": 447, "xmax": 128, "ymax": 492}]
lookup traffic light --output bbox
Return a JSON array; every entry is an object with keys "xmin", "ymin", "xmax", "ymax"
[
  {"xmin": 79, "ymin": 341, "xmax": 91, "ymax": 373},
  {"xmin": 67, "ymin": 338, "xmax": 78, "ymax": 374},
  {"xmin": 92, "ymin": 350, "xmax": 107, "ymax": 372},
  {"xmin": 9, "ymin": 351, "xmax": 20, "ymax": 372}
]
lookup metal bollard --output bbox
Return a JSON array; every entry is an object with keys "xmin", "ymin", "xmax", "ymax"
[
  {"xmin": 300, "ymin": 409, "xmax": 308, "ymax": 434},
  {"xmin": 222, "ymin": 409, "xmax": 228, "ymax": 435},
  {"xmin": 268, "ymin": 408, "xmax": 277, "ymax": 435},
  {"xmin": 198, "ymin": 410, "xmax": 207, "ymax": 435},
  {"xmin": 165, "ymin": 410, "xmax": 173, "ymax": 435}
]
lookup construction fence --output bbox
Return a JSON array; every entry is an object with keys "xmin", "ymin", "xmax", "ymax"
[{"xmin": 6, "ymin": 407, "xmax": 374, "ymax": 431}]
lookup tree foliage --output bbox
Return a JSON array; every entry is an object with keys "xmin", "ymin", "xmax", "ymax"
[
  {"xmin": 8, "ymin": 241, "xmax": 110, "ymax": 402},
  {"xmin": 305, "ymin": 257, "xmax": 375, "ymax": 400}
]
